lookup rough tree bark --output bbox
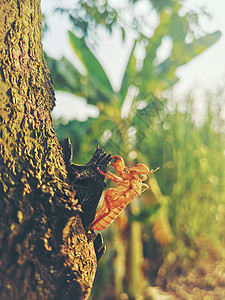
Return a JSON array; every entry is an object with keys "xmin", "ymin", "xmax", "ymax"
[{"xmin": 0, "ymin": 1, "xmax": 97, "ymax": 299}]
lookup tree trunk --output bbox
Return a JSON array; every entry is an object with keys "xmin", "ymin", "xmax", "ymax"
[{"xmin": 0, "ymin": 1, "xmax": 97, "ymax": 299}]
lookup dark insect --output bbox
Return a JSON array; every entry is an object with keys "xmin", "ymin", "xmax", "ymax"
[
  {"xmin": 62, "ymin": 138, "xmax": 112, "ymax": 228},
  {"xmin": 90, "ymin": 231, "xmax": 106, "ymax": 262},
  {"xmin": 62, "ymin": 138, "xmax": 111, "ymax": 260}
]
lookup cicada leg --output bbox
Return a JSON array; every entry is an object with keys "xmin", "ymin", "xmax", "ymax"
[
  {"xmin": 97, "ymin": 167, "xmax": 123, "ymax": 183},
  {"xmin": 141, "ymin": 183, "xmax": 149, "ymax": 193}
]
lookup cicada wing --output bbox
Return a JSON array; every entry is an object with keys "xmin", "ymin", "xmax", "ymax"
[{"xmin": 91, "ymin": 204, "xmax": 126, "ymax": 231}]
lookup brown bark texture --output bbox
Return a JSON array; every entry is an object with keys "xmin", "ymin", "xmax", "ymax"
[{"xmin": 0, "ymin": 1, "xmax": 97, "ymax": 299}]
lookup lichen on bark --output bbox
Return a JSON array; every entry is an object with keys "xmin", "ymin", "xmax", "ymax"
[{"xmin": 0, "ymin": 1, "xmax": 97, "ymax": 299}]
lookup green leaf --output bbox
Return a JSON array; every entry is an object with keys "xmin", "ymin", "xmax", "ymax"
[
  {"xmin": 68, "ymin": 31, "xmax": 114, "ymax": 98},
  {"xmin": 156, "ymin": 30, "xmax": 221, "ymax": 86},
  {"xmin": 121, "ymin": 27, "xmax": 126, "ymax": 41},
  {"xmin": 136, "ymin": 11, "xmax": 171, "ymax": 94},
  {"xmin": 45, "ymin": 54, "xmax": 88, "ymax": 97},
  {"xmin": 120, "ymin": 40, "xmax": 137, "ymax": 100},
  {"xmin": 185, "ymin": 30, "xmax": 221, "ymax": 58}
]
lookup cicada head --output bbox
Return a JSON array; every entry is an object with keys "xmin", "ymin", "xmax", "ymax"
[
  {"xmin": 130, "ymin": 163, "xmax": 150, "ymax": 181},
  {"xmin": 111, "ymin": 155, "xmax": 125, "ymax": 173},
  {"xmin": 136, "ymin": 163, "xmax": 150, "ymax": 174}
]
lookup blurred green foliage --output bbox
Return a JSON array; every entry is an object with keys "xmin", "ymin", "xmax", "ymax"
[
  {"xmin": 45, "ymin": 0, "xmax": 224, "ymax": 298},
  {"xmin": 55, "ymin": 0, "xmax": 118, "ymax": 37},
  {"xmin": 140, "ymin": 98, "xmax": 225, "ymax": 238}
]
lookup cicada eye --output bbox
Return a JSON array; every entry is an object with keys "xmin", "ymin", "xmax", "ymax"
[{"xmin": 138, "ymin": 173, "xmax": 147, "ymax": 181}]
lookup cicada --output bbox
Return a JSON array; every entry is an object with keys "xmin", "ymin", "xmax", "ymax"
[{"xmin": 90, "ymin": 155, "xmax": 158, "ymax": 231}]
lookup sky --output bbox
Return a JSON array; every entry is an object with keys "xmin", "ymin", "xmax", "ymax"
[
  {"xmin": 174, "ymin": 0, "xmax": 225, "ymax": 97},
  {"xmin": 41, "ymin": 0, "xmax": 225, "ymax": 121}
]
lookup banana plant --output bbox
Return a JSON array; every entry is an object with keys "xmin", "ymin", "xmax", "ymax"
[{"xmin": 46, "ymin": 3, "xmax": 221, "ymax": 297}]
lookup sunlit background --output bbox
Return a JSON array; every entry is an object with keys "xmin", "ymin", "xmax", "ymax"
[
  {"xmin": 41, "ymin": 0, "xmax": 225, "ymax": 298},
  {"xmin": 42, "ymin": 0, "xmax": 225, "ymax": 121}
]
